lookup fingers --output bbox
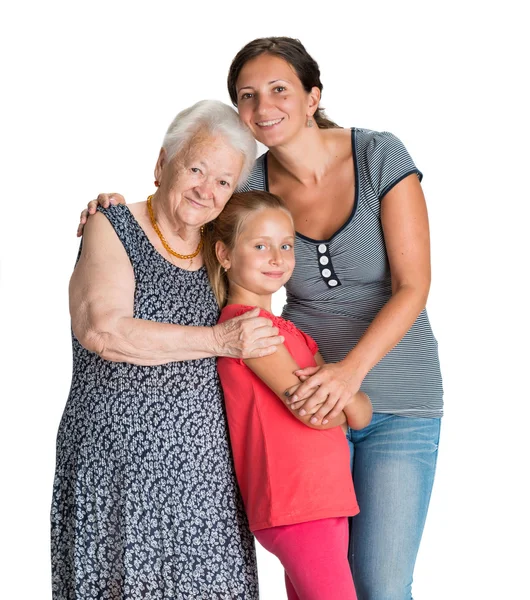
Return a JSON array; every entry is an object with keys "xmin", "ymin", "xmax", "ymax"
[
  {"xmin": 283, "ymin": 383, "xmax": 300, "ymax": 399},
  {"xmin": 294, "ymin": 366, "xmax": 320, "ymax": 378},
  {"xmin": 222, "ymin": 309, "xmax": 290, "ymax": 358},
  {"xmin": 296, "ymin": 387, "xmax": 330, "ymax": 415},
  {"xmin": 290, "ymin": 400, "xmax": 322, "ymax": 415},
  {"xmin": 290, "ymin": 376, "xmax": 321, "ymax": 404},
  {"xmin": 252, "ymin": 330, "xmax": 283, "ymax": 348},
  {"xmin": 241, "ymin": 335, "xmax": 284, "ymax": 359},
  {"xmin": 235, "ymin": 307, "xmax": 260, "ymax": 320},
  {"xmin": 109, "ymin": 193, "xmax": 126, "ymax": 205},
  {"xmin": 310, "ymin": 393, "xmax": 349, "ymax": 425},
  {"xmin": 95, "ymin": 194, "xmax": 110, "ymax": 210},
  {"xmin": 236, "ymin": 313, "xmax": 283, "ymax": 349},
  {"xmin": 247, "ymin": 345, "xmax": 278, "ymax": 358},
  {"xmin": 77, "ymin": 209, "xmax": 89, "ymax": 237}
]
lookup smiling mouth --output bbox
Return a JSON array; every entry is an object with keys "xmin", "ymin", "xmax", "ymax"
[
  {"xmin": 262, "ymin": 271, "xmax": 285, "ymax": 278},
  {"xmin": 256, "ymin": 118, "xmax": 283, "ymax": 128},
  {"xmin": 186, "ymin": 197, "xmax": 206, "ymax": 209}
]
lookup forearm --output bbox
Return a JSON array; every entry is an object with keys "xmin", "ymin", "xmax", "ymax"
[
  {"xmin": 245, "ymin": 353, "xmax": 346, "ymax": 431},
  {"xmin": 76, "ymin": 313, "xmax": 217, "ymax": 365},
  {"xmin": 343, "ymin": 284, "xmax": 428, "ymax": 382},
  {"xmin": 343, "ymin": 392, "xmax": 372, "ymax": 430}
]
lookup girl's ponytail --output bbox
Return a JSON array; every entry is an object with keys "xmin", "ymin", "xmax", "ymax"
[{"xmin": 203, "ymin": 221, "xmax": 230, "ymax": 307}]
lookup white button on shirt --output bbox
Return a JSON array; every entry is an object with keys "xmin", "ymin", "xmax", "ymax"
[
  {"xmin": 328, "ymin": 279, "xmax": 338, "ymax": 287},
  {"xmin": 322, "ymin": 269, "xmax": 331, "ymax": 278},
  {"xmin": 319, "ymin": 256, "xmax": 329, "ymax": 265},
  {"xmin": 318, "ymin": 244, "xmax": 327, "ymax": 253}
]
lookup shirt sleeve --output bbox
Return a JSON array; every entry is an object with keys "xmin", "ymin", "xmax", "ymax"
[
  {"xmin": 235, "ymin": 154, "xmax": 267, "ymax": 193},
  {"xmin": 364, "ymin": 131, "xmax": 423, "ymax": 202},
  {"xmin": 299, "ymin": 330, "xmax": 319, "ymax": 356}
]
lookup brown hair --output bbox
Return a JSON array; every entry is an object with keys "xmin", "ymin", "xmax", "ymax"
[
  {"xmin": 227, "ymin": 36, "xmax": 340, "ymax": 130},
  {"xmin": 203, "ymin": 191, "xmax": 291, "ymax": 307}
]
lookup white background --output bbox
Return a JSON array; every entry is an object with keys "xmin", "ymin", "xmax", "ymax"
[{"xmin": 1, "ymin": 1, "xmax": 528, "ymax": 598}]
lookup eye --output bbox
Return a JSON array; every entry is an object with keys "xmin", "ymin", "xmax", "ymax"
[
  {"xmin": 273, "ymin": 86, "xmax": 286, "ymax": 93},
  {"xmin": 190, "ymin": 167, "xmax": 202, "ymax": 174},
  {"xmin": 219, "ymin": 180, "xmax": 230, "ymax": 187},
  {"xmin": 255, "ymin": 244, "xmax": 266, "ymax": 250},
  {"xmin": 281, "ymin": 243, "xmax": 292, "ymax": 251},
  {"xmin": 240, "ymin": 92, "xmax": 254, "ymax": 100}
]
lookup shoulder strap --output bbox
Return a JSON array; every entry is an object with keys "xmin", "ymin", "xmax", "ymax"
[{"xmin": 96, "ymin": 204, "xmax": 144, "ymax": 266}]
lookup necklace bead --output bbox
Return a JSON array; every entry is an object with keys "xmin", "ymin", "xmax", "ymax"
[{"xmin": 147, "ymin": 195, "xmax": 204, "ymax": 261}]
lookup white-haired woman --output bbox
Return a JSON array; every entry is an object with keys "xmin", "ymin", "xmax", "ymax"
[{"xmin": 51, "ymin": 100, "xmax": 283, "ymax": 599}]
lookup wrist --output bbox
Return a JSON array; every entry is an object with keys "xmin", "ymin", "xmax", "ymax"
[
  {"xmin": 340, "ymin": 354, "xmax": 369, "ymax": 387},
  {"xmin": 208, "ymin": 324, "xmax": 223, "ymax": 357}
]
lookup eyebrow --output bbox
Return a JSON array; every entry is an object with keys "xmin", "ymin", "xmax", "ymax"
[
  {"xmin": 196, "ymin": 160, "xmax": 235, "ymax": 178},
  {"xmin": 237, "ymin": 79, "xmax": 290, "ymax": 93},
  {"xmin": 249, "ymin": 235, "xmax": 295, "ymax": 241}
]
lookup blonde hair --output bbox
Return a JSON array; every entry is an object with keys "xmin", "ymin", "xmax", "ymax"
[{"xmin": 203, "ymin": 191, "xmax": 292, "ymax": 307}]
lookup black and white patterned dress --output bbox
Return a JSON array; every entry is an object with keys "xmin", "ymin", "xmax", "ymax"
[{"xmin": 51, "ymin": 205, "xmax": 258, "ymax": 599}]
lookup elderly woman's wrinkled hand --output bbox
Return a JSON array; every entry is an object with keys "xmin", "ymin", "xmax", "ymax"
[
  {"xmin": 77, "ymin": 193, "xmax": 126, "ymax": 237},
  {"xmin": 212, "ymin": 307, "xmax": 284, "ymax": 359}
]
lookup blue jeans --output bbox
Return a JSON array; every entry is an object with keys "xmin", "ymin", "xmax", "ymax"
[{"xmin": 346, "ymin": 413, "xmax": 441, "ymax": 600}]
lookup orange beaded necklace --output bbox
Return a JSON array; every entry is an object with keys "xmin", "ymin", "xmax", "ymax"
[{"xmin": 146, "ymin": 195, "xmax": 204, "ymax": 261}]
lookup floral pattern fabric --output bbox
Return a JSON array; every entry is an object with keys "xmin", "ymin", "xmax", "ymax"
[{"xmin": 51, "ymin": 205, "xmax": 258, "ymax": 599}]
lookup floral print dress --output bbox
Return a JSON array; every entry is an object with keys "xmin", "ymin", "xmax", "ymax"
[{"xmin": 51, "ymin": 205, "xmax": 258, "ymax": 599}]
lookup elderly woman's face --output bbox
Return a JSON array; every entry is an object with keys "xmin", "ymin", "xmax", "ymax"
[{"xmin": 157, "ymin": 134, "xmax": 244, "ymax": 228}]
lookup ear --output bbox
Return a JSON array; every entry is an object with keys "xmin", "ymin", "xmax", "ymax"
[
  {"xmin": 215, "ymin": 240, "xmax": 232, "ymax": 270},
  {"xmin": 307, "ymin": 86, "xmax": 321, "ymax": 117},
  {"xmin": 154, "ymin": 147, "xmax": 167, "ymax": 184}
]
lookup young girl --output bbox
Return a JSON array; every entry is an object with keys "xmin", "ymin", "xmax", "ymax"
[{"xmin": 203, "ymin": 191, "xmax": 372, "ymax": 600}]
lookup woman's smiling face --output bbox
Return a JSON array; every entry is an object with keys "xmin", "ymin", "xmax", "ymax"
[
  {"xmin": 235, "ymin": 54, "xmax": 319, "ymax": 148},
  {"xmin": 155, "ymin": 133, "xmax": 243, "ymax": 229}
]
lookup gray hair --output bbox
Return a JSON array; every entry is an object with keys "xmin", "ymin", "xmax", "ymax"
[{"xmin": 162, "ymin": 100, "xmax": 257, "ymax": 187}]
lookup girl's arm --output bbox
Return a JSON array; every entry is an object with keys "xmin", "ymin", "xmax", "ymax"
[
  {"xmin": 244, "ymin": 346, "xmax": 346, "ymax": 430},
  {"xmin": 290, "ymin": 174, "xmax": 430, "ymax": 424},
  {"xmin": 71, "ymin": 212, "xmax": 283, "ymax": 364}
]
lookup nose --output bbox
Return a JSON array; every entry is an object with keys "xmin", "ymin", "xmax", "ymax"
[
  {"xmin": 256, "ymin": 94, "xmax": 273, "ymax": 116},
  {"xmin": 195, "ymin": 178, "xmax": 214, "ymax": 200},
  {"xmin": 270, "ymin": 248, "xmax": 284, "ymax": 265}
]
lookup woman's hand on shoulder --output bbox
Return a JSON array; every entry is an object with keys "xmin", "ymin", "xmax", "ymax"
[
  {"xmin": 287, "ymin": 361, "xmax": 362, "ymax": 425},
  {"xmin": 77, "ymin": 193, "xmax": 127, "ymax": 237},
  {"xmin": 212, "ymin": 308, "xmax": 285, "ymax": 359}
]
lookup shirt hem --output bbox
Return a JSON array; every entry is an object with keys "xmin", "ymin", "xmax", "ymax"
[
  {"xmin": 372, "ymin": 408, "xmax": 443, "ymax": 418},
  {"xmin": 249, "ymin": 505, "xmax": 360, "ymax": 532}
]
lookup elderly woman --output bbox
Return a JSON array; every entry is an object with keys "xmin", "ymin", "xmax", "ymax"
[{"xmin": 51, "ymin": 100, "xmax": 283, "ymax": 599}]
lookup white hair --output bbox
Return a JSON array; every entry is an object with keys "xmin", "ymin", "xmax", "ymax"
[{"xmin": 162, "ymin": 100, "xmax": 257, "ymax": 187}]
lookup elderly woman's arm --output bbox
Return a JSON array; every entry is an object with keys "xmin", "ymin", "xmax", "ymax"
[{"xmin": 71, "ymin": 212, "xmax": 283, "ymax": 364}]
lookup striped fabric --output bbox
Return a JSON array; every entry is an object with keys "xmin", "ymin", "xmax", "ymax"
[{"xmin": 238, "ymin": 128, "xmax": 443, "ymax": 417}]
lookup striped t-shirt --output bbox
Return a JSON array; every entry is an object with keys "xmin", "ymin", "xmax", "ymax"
[{"xmin": 238, "ymin": 128, "xmax": 443, "ymax": 418}]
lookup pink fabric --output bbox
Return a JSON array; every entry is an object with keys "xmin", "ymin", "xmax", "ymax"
[
  {"xmin": 217, "ymin": 304, "xmax": 358, "ymax": 531},
  {"xmin": 254, "ymin": 517, "xmax": 357, "ymax": 600}
]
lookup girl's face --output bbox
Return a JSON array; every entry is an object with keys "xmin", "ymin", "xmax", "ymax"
[
  {"xmin": 219, "ymin": 208, "xmax": 295, "ymax": 299},
  {"xmin": 235, "ymin": 53, "xmax": 320, "ymax": 148}
]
